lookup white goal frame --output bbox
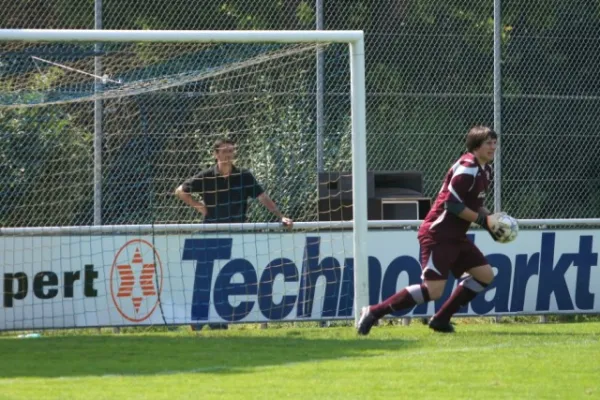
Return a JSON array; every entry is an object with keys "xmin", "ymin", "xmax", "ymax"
[{"xmin": 0, "ymin": 29, "xmax": 370, "ymax": 324}]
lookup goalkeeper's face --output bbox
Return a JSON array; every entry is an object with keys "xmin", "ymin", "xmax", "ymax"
[
  {"xmin": 214, "ymin": 143, "xmax": 236, "ymax": 165},
  {"xmin": 474, "ymin": 137, "xmax": 497, "ymax": 164}
]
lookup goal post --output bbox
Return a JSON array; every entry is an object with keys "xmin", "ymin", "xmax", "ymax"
[{"xmin": 0, "ymin": 29, "xmax": 369, "ymax": 329}]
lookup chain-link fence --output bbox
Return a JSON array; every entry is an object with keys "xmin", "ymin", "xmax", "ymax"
[{"xmin": 1, "ymin": 0, "xmax": 599, "ymax": 227}]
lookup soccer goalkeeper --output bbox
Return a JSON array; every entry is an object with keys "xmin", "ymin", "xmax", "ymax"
[{"xmin": 357, "ymin": 126, "xmax": 505, "ymax": 334}]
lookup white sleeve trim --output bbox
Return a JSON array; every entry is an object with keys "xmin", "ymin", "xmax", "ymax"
[{"xmin": 454, "ymin": 165, "xmax": 478, "ymax": 177}]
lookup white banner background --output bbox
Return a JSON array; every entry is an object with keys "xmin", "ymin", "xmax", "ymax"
[{"xmin": 1, "ymin": 230, "xmax": 599, "ymax": 329}]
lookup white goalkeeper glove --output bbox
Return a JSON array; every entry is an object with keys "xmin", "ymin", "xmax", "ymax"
[{"xmin": 476, "ymin": 212, "xmax": 506, "ymax": 242}]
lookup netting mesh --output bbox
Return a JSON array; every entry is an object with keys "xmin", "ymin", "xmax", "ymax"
[
  {"xmin": 501, "ymin": 1, "xmax": 600, "ymax": 219},
  {"xmin": 2, "ymin": 0, "xmax": 600, "ymax": 221},
  {"xmin": 1, "ymin": 41, "xmax": 352, "ymax": 227},
  {"xmin": 2, "ymin": 42, "xmax": 321, "ymax": 107}
]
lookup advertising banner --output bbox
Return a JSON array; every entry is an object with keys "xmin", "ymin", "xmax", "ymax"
[{"xmin": 1, "ymin": 230, "xmax": 598, "ymax": 329}]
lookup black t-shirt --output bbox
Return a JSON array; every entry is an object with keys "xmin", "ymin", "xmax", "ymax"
[{"xmin": 181, "ymin": 166, "xmax": 264, "ymax": 223}]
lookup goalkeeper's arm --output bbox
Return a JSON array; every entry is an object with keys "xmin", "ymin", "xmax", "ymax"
[{"xmin": 444, "ymin": 201, "xmax": 504, "ymax": 240}]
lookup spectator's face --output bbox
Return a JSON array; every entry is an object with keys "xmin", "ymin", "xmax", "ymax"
[{"xmin": 214, "ymin": 143, "xmax": 236, "ymax": 165}]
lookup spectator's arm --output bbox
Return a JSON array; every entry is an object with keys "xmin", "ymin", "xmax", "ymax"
[
  {"xmin": 175, "ymin": 185, "xmax": 207, "ymax": 217},
  {"xmin": 257, "ymin": 193, "xmax": 293, "ymax": 228}
]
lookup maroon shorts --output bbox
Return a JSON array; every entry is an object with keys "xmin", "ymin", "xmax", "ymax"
[{"xmin": 418, "ymin": 235, "xmax": 488, "ymax": 281}]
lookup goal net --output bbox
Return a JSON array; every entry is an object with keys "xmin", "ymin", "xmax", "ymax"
[{"xmin": 0, "ymin": 30, "xmax": 368, "ymax": 330}]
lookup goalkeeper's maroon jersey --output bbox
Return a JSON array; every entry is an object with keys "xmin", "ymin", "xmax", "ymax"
[{"xmin": 418, "ymin": 153, "xmax": 492, "ymax": 241}]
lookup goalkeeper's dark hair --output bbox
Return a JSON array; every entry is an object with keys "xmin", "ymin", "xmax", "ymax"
[
  {"xmin": 213, "ymin": 138, "xmax": 235, "ymax": 153},
  {"xmin": 466, "ymin": 125, "xmax": 497, "ymax": 152}
]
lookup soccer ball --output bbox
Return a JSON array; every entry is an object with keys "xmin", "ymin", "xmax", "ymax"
[{"xmin": 494, "ymin": 213, "xmax": 519, "ymax": 243}]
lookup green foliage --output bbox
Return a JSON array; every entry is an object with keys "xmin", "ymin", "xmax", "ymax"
[
  {"xmin": 0, "ymin": 105, "xmax": 93, "ymax": 226},
  {"xmin": 3, "ymin": 0, "xmax": 600, "ymax": 224}
]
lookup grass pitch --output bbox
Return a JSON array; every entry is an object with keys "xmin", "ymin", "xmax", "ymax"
[{"xmin": 0, "ymin": 321, "xmax": 598, "ymax": 400}]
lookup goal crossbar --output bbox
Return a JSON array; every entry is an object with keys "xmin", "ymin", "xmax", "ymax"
[{"xmin": 0, "ymin": 29, "xmax": 363, "ymax": 44}]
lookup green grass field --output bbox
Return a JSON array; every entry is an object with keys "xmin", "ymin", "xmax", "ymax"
[{"xmin": 1, "ymin": 321, "xmax": 598, "ymax": 400}]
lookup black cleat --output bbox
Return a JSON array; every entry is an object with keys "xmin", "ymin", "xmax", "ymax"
[
  {"xmin": 428, "ymin": 318, "xmax": 455, "ymax": 333},
  {"xmin": 356, "ymin": 306, "xmax": 377, "ymax": 336}
]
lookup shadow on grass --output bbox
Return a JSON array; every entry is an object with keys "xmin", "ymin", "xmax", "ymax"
[{"xmin": 0, "ymin": 331, "xmax": 421, "ymax": 378}]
